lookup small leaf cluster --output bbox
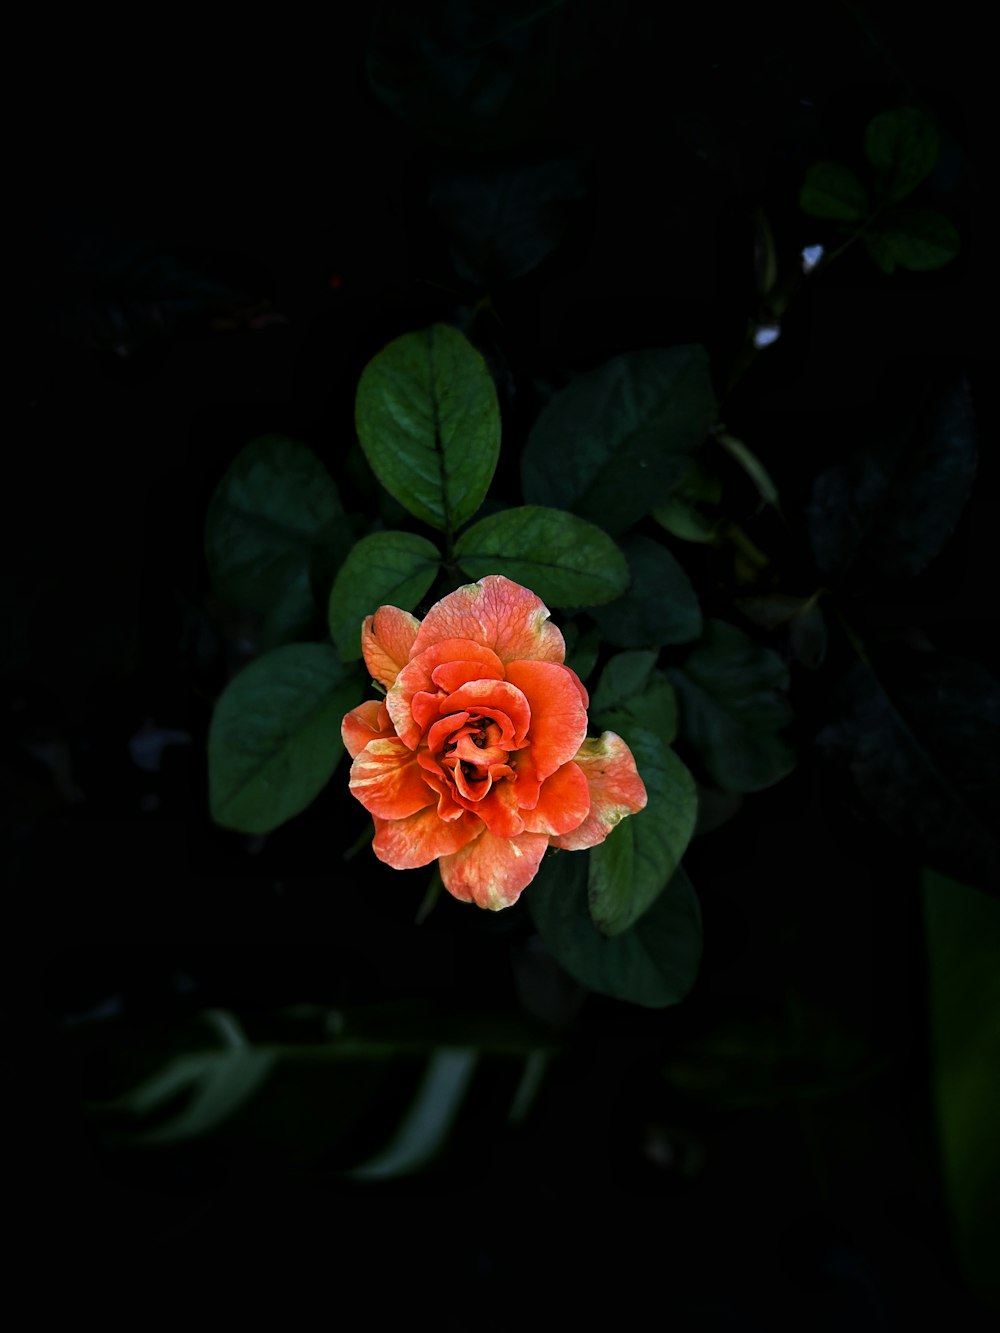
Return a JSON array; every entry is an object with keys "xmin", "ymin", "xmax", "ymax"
[{"xmin": 800, "ymin": 107, "xmax": 959, "ymax": 273}]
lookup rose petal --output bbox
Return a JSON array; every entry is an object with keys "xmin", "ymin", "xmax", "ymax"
[
  {"xmin": 349, "ymin": 738, "xmax": 436, "ymax": 819},
  {"xmin": 459, "ymin": 778, "xmax": 525, "ymax": 837},
  {"xmin": 388, "ymin": 638, "xmax": 505, "ymax": 749},
  {"xmin": 550, "ymin": 732, "xmax": 648, "ymax": 851},
  {"xmin": 439, "ymin": 829, "xmax": 550, "ymax": 910},
  {"xmin": 372, "ymin": 806, "xmax": 482, "ymax": 869},
  {"xmin": 431, "ymin": 659, "xmax": 506, "ymax": 693},
  {"xmin": 410, "ymin": 576, "xmax": 566, "ymax": 665},
  {"xmin": 416, "ymin": 759, "xmax": 469, "ymax": 821},
  {"xmin": 362, "ymin": 607, "xmax": 421, "ymax": 689},
  {"xmin": 444, "ymin": 679, "xmax": 531, "ymax": 747},
  {"xmin": 342, "ymin": 699, "xmax": 394, "ymax": 760},
  {"xmin": 504, "ymin": 660, "xmax": 588, "ymax": 782},
  {"xmin": 521, "ymin": 761, "xmax": 591, "ymax": 836}
]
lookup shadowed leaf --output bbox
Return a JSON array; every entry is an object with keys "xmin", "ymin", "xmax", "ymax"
[
  {"xmin": 667, "ymin": 619, "xmax": 795, "ymax": 792},
  {"xmin": 521, "ymin": 345, "xmax": 715, "ymax": 536},
  {"xmin": 799, "ymin": 161, "xmax": 869, "ymax": 221},
  {"xmin": 589, "ymin": 534, "xmax": 702, "ymax": 647},
  {"xmin": 209, "ymin": 644, "xmax": 357, "ymax": 834},
  {"xmin": 807, "ymin": 377, "xmax": 976, "ymax": 583},
  {"xmin": 205, "ymin": 436, "xmax": 348, "ymax": 647},
  {"xmin": 818, "ymin": 653, "xmax": 1000, "ymax": 894},
  {"xmin": 528, "ymin": 853, "xmax": 701, "ymax": 1008}
]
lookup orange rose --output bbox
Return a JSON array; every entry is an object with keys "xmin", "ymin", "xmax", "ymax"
[{"xmin": 342, "ymin": 575, "xmax": 648, "ymax": 910}]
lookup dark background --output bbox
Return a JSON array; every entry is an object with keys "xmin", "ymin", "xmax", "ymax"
[{"xmin": 12, "ymin": 4, "xmax": 997, "ymax": 1323}]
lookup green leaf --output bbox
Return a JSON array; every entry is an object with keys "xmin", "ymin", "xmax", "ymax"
[
  {"xmin": 454, "ymin": 505, "xmax": 628, "ymax": 607},
  {"xmin": 864, "ymin": 107, "xmax": 940, "ymax": 201},
  {"xmin": 588, "ymin": 730, "xmax": 697, "ymax": 937},
  {"xmin": 328, "ymin": 531, "xmax": 441, "ymax": 661},
  {"xmin": 717, "ymin": 432, "xmax": 781, "ymax": 514},
  {"xmin": 527, "ymin": 853, "xmax": 701, "ymax": 1008},
  {"xmin": 818, "ymin": 651, "xmax": 1000, "ymax": 893},
  {"xmin": 799, "ymin": 161, "xmax": 870, "ymax": 221},
  {"xmin": 866, "ymin": 208, "xmax": 959, "ymax": 271},
  {"xmin": 521, "ymin": 345, "xmax": 715, "ymax": 536},
  {"xmin": 807, "ymin": 376, "xmax": 977, "ymax": 584},
  {"xmin": 589, "ymin": 534, "xmax": 702, "ymax": 647},
  {"xmin": 667, "ymin": 619, "xmax": 795, "ymax": 792},
  {"xmin": 562, "ymin": 621, "xmax": 601, "ymax": 683},
  {"xmin": 428, "ymin": 152, "xmax": 589, "ymax": 286},
  {"xmin": 205, "ymin": 435, "xmax": 348, "ymax": 645},
  {"xmin": 923, "ymin": 868, "xmax": 1000, "ymax": 1303},
  {"xmin": 367, "ymin": 0, "xmax": 572, "ymax": 151},
  {"xmin": 355, "ymin": 323, "xmax": 500, "ymax": 533},
  {"xmin": 209, "ymin": 644, "xmax": 357, "ymax": 834},
  {"xmin": 591, "ymin": 649, "xmax": 657, "ymax": 712},
  {"xmin": 591, "ymin": 650, "xmax": 678, "ymax": 749},
  {"xmin": 652, "ymin": 456, "xmax": 721, "ymax": 543}
]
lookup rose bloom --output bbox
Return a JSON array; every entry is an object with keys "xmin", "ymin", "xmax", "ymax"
[{"xmin": 341, "ymin": 575, "xmax": 647, "ymax": 910}]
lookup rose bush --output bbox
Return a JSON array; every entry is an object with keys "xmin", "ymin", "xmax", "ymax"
[{"xmin": 342, "ymin": 575, "xmax": 648, "ymax": 909}]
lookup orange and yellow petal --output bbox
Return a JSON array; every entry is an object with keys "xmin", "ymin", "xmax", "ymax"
[
  {"xmin": 361, "ymin": 606, "xmax": 421, "ymax": 690},
  {"xmin": 521, "ymin": 761, "xmax": 591, "ymax": 836},
  {"xmin": 349, "ymin": 738, "xmax": 436, "ymax": 819},
  {"xmin": 438, "ymin": 829, "xmax": 550, "ymax": 910},
  {"xmin": 341, "ymin": 699, "xmax": 394, "ymax": 760},
  {"xmin": 504, "ymin": 660, "xmax": 588, "ymax": 782},
  {"xmin": 549, "ymin": 732, "xmax": 648, "ymax": 851},
  {"xmin": 410, "ymin": 576, "xmax": 566, "ymax": 665},
  {"xmin": 372, "ymin": 806, "xmax": 482, "ymax": 869},
  {"xmin": 388, "ymin": 638, "xmax": 505, "ymax": 748},
  {"xmin": 463, "ymin": 779, "xmax": 525, "ymax": 838}
]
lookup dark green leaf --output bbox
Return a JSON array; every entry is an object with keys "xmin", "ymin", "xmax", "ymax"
[
  {"xmin": 454, "ymin": 505, "xmax": 628, "ymax": 607},
  {"xmin": 590, "ymin": 534, "xmax": 701, "ymax": 647},
  {"xmin": 588, "ymin": 730, "xmax": 697, "ymax": 936},
  {"xmin": 866, "ymin": 208, "xmax": 959, "ymax": 271},
  {"xmin": 562, "ymin": 621, "xmax": 601, "ymax": 682},
  {"xmin": 205, "ymin": 436, "xmax": 347, "ymax": 645},
  {"xmin": 717, "ymin": 432, "xmax": 781, "ymax": 514},
  {"xmin": 799, "ymin": 161, "xmax": 870, "ymax": 221},
  {"xmin": 591, "ymin": 651, "xmax": 678, "ymax": 749},
  {"xmin": 667, "ymin": 619, "xmax": 795, "ymax": 792},
  {"xmin": 209, "ymin": 644, "xmax": 357, "ymax": 834},
  {"xmin": 367, "ymin": 0, "xmax": 573, "ymax": 151},
  {"xmin": 591, "ymin": 650, "xmax": 657, "ymax": 712},
  {"xmin": 355, "ymin": 323, "xmax": 500, "ymax": 533},
  {"xmin": 807, "ymin": 377, "xmax": 977, "ymax": 583},
  {"xmin": 521, "ymin": 345, "xmax": 715, "ymax": 536},
  {"xmin": 527, "ymin": 852, "xmax": 702, "ymax": 1008},
  {"xmin": 736, "ymin": 594, "xmax": 828, "ymax": 671},
  {"xmin": 652, "ymin": 456, "xmax": 722, "ymax": 543},
  {"xmin": 923, "ymin": 868, "xmax": 1000, "ymax": 1298},
  {"xmin": 428, "ymin": 152, "xmax": 589, "ymax": 285},
  {"xmin": 818, "ymin": 653, "xmax": 1000, "ymax": 893},
  {"xmin": 328, "ymin": 531, "xmax": 441, "ymax": 661},
  {"xmin": 865, "ymin": 107, "xmax": 941, "ymax": 201}
]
